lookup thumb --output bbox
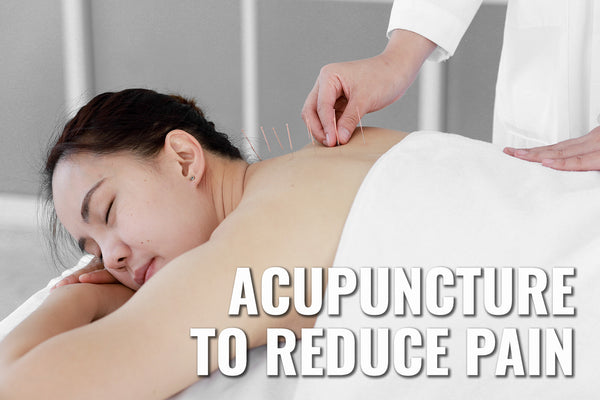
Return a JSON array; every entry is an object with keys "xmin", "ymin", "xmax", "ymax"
[{"xmin": 336, "ymin": 103, "xmax": 363, "ymax": 145}]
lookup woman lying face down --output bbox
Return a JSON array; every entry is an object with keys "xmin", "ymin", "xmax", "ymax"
[{"xmin": 0, "ymin": 88, "xmax": 408, "ymax": 399}]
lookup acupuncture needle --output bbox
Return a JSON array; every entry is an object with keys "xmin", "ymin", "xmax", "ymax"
[
  {"xmin": 357, "ymin": 107, "xmax": 366, "ymax": 145},
  {"xmin": 241, "ymin": 129, "xmax": 262, "ymax": 160},
  {"xmin": 260, "ymin": 126, "xmax": 272, "ymax": 152},
  {"xmin": 272, "ymin": 127, "xmax": 284, "ymax": 151}
]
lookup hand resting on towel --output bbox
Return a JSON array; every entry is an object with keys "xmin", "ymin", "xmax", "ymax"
[{"xmin": 51, "ymin": 257, "xmax": 117, "ymax": 290}]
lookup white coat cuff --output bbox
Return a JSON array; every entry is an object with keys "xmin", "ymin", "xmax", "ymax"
[{"xmin": 387, "ymin": 0, "xmax": 482, "ymax": 62}]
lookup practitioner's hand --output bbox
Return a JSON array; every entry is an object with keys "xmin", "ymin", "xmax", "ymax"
[
  {"xmin": 504, "ymin": 126, "xmax": 600, "ymax": 171},
  {"xmin": 302, "ymin": 55, "xmax": 404, "ymax": 147},
  {"xmin": 302, "ymin": 30, "xmax": 436, "ymax": 147},
  {"xmin": 51, "ymin": 257, "xmax": 117, "ymax": 290}
]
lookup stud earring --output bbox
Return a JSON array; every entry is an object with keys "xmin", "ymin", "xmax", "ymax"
[{"xmin": 189, "ymin": 176, "xmax": 195, "ymax": 181}]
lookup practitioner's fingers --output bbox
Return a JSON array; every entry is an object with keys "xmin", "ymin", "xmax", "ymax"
[
  {"xmin": 315, "ymin": 64, "xmax": 346, "ymax": 147},
  {"xmin": 301, "ymin": 80, "xmax": 326, "ymax": 146},
  {"xmin": 335, "ymin": 100, "xmax": 365, "ymax": 145},
  {"xmin": 505, "ymin": 139, "xmax": 591, "ymax": 162},
  {"xmin": 303, "ymin": 52, "xmax": 412, "ymax": 147},
  {"xmin": 504, "ymin": 126, "xmax": 600, "ymax": 171},
  {"xmin": 541, "ymin": 150, "xmax": 600, "ymax": 171}
]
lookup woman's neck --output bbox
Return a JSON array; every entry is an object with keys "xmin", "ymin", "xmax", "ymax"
[{"xmin": 205, "ymin": 153, "xmax": 250, "ymax": 223}]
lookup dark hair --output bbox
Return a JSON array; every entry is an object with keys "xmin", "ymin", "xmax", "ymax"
[{"xmin": 41, "ymin": 88, "xmax": 242, "ymax": 265}]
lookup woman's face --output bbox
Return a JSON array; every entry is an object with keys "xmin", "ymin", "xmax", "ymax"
[{"xmin": 52, "ymin": 150, "xmax": 218, "ymax": 290}]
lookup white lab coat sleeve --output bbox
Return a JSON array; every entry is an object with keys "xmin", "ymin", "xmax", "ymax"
[{"xmin": 387, "ymin": 0, "xmax": 483, "ymax": 62}]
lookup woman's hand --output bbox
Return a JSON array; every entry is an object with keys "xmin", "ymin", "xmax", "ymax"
[
  {"xmin": 504, "ymin": 126, "xmax": 600, "ymax": 171},
  {"xmin": 52, "ymin": 256, "xmax": 117, "ymax": 290},
  {"xmin": 302, "ymin": 29, "xmax": 436, "ymax": 147}
]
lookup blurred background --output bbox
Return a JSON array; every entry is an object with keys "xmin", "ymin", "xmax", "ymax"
[{"xmin": 0, "ymin": 0, "xmax": 506, "ymax": 319}]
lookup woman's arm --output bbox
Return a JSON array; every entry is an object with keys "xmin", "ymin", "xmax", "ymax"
[
  {"xmin": 0, "ymin": 193, "xmax": 330, "ymax": 399},
  {"xmin": 0, "ymin": 243, "xmax": 238, "ymax": 399},
  {"xmin": 0, "ymin": 283, "xmax": 133, "ymax": 374}
]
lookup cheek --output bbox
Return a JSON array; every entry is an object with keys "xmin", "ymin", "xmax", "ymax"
[
  {"xmin": 157, "ymin": 184, "xmax": 219, "ymax": 243},
  {"xmin": 166, "ymin": 209, "xmax": 216, "ymax": 249},
  {"xmin": 121, "ymin": 193, "xmax": 216, "ymax": 256},
  {"xmin": 169, "ymin": 202, "xmax": 218, "ymax": 252}
]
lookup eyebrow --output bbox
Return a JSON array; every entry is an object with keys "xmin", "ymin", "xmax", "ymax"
[
  {"xmin": 77, "ymin": 178, "xmax": 106, "ymax": 253},
  {"xmin": 81, "ymin": 178, "xmax": 106, "ymax": 223}
]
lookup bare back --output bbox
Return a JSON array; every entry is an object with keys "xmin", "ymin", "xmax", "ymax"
[{"xmin": 233, "ymin": 127, "xmax": 408, "ymax": 269}]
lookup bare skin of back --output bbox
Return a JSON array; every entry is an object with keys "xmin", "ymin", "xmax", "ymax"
[{"xmin": 0, "ymin": 127, "xmax": 408, "ymax": 399}]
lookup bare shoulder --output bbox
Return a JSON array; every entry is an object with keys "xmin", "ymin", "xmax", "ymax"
[
  {"xmin": 296, "ymin": 126, "xmax": 408, "ymax": 154},
  {"xmin": 350, "ymin": 126, "xmax": 409, "ymax": 143},
  {"xmin": 339, "ymin": 126, "xmax": 409, "ymax": 153}
]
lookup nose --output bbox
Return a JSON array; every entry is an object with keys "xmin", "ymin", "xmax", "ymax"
[{"xmin": 100, "ymin": 237, "xmax": 131, "ymax": 271}]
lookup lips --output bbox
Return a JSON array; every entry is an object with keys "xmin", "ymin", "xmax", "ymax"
[
  {"xmin": 134, "ymin": 258, "xmax": 156, "ymax": 287},
  {"xmin": 144, "ymin": 258, "xmax": 157, "ymax": 284}
]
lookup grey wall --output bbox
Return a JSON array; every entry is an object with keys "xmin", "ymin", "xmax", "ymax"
[
  {"xmin": 90, "ymin": 0, "xmax": 242, "ymax": 140},
  {"xmin": 0, "ymin": 1, "xmax": 65, "ymax": 194},
  {"xmin": 0, "ymin": 0, "xmax": 506, "ymax": 195}
]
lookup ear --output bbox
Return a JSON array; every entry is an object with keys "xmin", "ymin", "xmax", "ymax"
[{"xmin": 163, "ymin": 130, "xmax": 206, "ymax": 183}]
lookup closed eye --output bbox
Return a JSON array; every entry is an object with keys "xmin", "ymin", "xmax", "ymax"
[{"xmin": 105, "ymin": 199, "xmax": 114, "ymax": 224}]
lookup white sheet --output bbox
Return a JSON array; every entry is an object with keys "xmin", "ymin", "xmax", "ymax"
[
  {"xmin": 2, "ymin": 131, "xmax": 600, "ymax": 399},
  {"xmin": 0, "ymin": 255, "xmax": 93, "ymax": 341},
  {"xmin": 294, "ymin": 131, "xmax": 600, "ymax": 399}
]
